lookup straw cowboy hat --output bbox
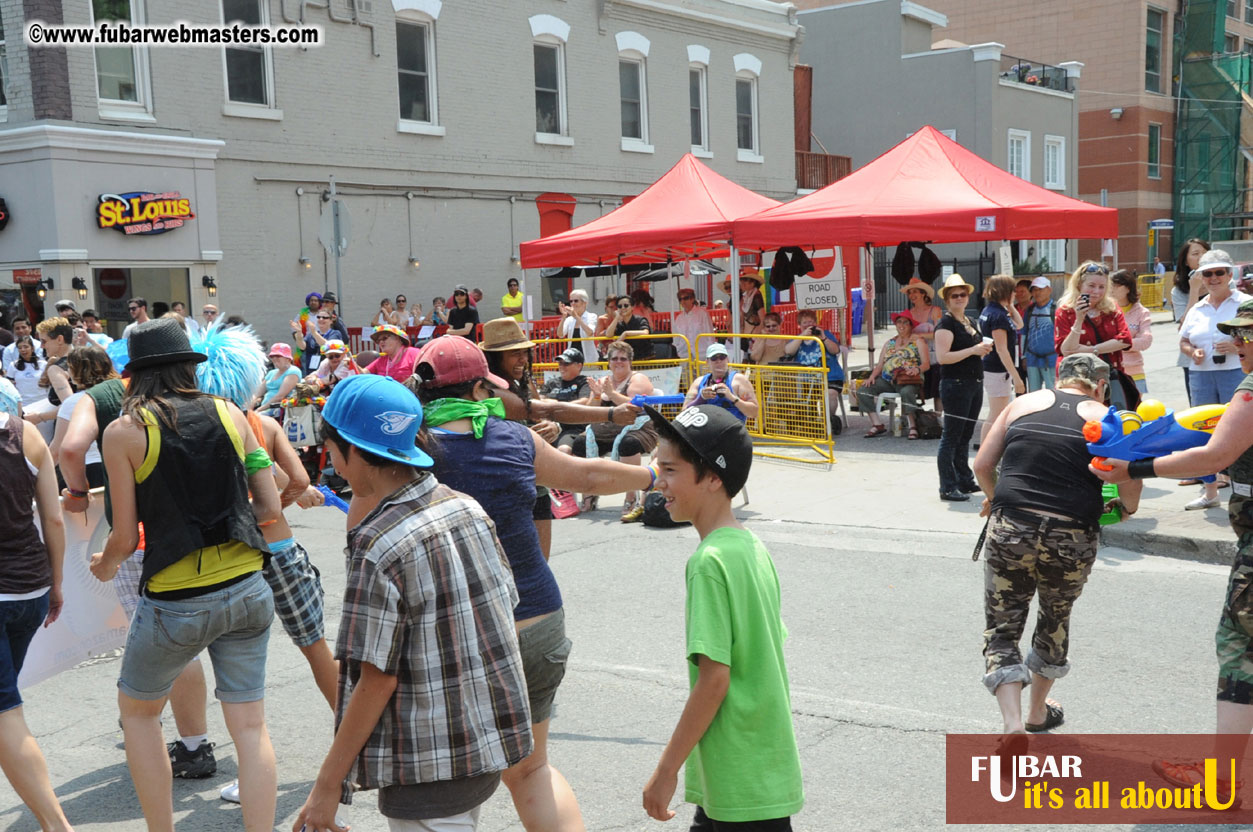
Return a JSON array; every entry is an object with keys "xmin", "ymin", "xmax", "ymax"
[
  {"xmin": 480, "ymin": 317, "xmax": 536, "ymax": 351},
  {"xmin": 721, "ymin": 268, "xmax": 764, "ymax": 294},
  {"xmin": 938, "ymin": 273, "xmax": 976, "ymax": 300},
  {"xmin": 898, "ymin": 277, "xmax": 936, "ymax": 300}
]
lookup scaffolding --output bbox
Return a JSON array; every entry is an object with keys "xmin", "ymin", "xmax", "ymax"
[{"xmin": 1174, "ymin": 0, "xmax": 1253, "ymax": 243}]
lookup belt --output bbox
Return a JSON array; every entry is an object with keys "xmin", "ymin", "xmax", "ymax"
[{"xmin": 994, "ymin": 506, "xmax": 1096, "ymax": 535}]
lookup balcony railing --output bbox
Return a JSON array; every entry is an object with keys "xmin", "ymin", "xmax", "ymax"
[
  {"xmin": 999, "ymin": 55, "xmax": 1072, "ymax": 93},
  {"xmin": 796, "ymin": 150, "xmax": 852, "ymax": 190}
]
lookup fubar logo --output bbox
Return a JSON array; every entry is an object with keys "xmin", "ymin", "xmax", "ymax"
[{"xmin": 674, "ymin": 409, "xmax": 708, "ymax": 428}]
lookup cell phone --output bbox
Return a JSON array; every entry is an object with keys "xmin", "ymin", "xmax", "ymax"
[{"xmin": 1079, "ymin": 293, "xmax": 1090, "ymax": 305}]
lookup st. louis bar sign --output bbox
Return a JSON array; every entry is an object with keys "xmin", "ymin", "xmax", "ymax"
[{"xmin": 97, "ymin": 191, "xmax": 195, "ymax": 235}]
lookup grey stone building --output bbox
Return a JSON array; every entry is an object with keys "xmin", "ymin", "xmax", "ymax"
[
  {"xmin": 799, "ymin": 0, "xmax": 1082, "ymax": 275},
  {"xmin": 0, "ymin": 0, "xmax": 800, "ymax": 339}
]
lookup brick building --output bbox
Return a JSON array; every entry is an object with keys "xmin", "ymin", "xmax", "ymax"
[{"xmin": 0, "ymin": 0, "xmax": 800, "ymax": 339}]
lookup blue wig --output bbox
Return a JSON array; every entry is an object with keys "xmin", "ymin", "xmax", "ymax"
[{"xmin": 192, "ymin": 321, "xmax": 266, "ymax": 409}]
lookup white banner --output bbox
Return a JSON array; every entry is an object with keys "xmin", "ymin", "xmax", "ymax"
[{"xmin": 19, "ymin": 497, "xmax": 129, "ymax": 690}]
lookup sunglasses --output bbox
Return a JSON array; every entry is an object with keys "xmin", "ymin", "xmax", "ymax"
[
  {"xmin": 127, "ymin": 306, "xmax": 140, "ymax": 311},
  {"xmin": 947, "ymin": 292, "xmax": 969, "ymax": 299},
  {"xmin": 709, "ymin": 355, "xmax": 729, "ymax": 361},
  {"xmin": 317, "ymin": 315, "xmax": 332, "ymax": 320},
  {"xmin": 203, "ymin": 309, "xmax": 217, "ymax": 315},
  {"xmin": 609, "ymin": 355, "xmax": 631, "ymax": 362},
  {"xmin": 1201, "ymin": 268, "xmax": 1231, "ymax": 278},
  {"xmin": 1230, "ymin": 326, "xmax": 1253, "ymax": 343},
  {"xmin": 617, "ymin": 303, "xmax": 631, "ymax": 309}
]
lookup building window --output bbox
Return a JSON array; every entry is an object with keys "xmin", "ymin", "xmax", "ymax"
[
  {"xmin": 1230, "ymin": 0, "xmax": 1239, "ymax": 17},
  {"xmin": 221, "ymin": 0, "xmax": 278, "ymax": 115},
  {"xmin": 1246, "ymin": 0, "xmax": 1253, "ymax": 25},
  {"xmin": 1007, "ymin": 129, "xmax": 1030, "ymax": 180},
  {"xmin": 1146, "ymin": 8, "xmax": 1164, "ymax": 93},
  {"xmin": 690, "ymin": 67, "xmax": 709, "ymax": 152},
  {"xmin": 1227, "ymin": 32, "xmax": 1241, "ymax": 52},
  {"xmin": 93, "ymin": 0, "xmax": 152, "ymax": 119},
  {"xmin": 736, "ymin": 78, "xmax": 758, "ymax": 155},
  {"xmin": 619, "ymin": 60, "xmax": 647, "ymax": 142},
  {"xmin": 534, "ymin": 44, "xmax": 566, "ymax": 137},
  {"xmin": 1245, "ymin": 38, "xmax": 1253, "ymax": 53},
  {"xmin": 0, "ymin": 15, "xmax": 8, "ymax": 118},
  {"xmin": 1148, "ymin": 123, "xmax": 1162, "ymax": 179},
  {"xmin": 396, "ymin": 18, "xmax": 440, "ymax": 131},
  {"xmin": 1043, "ymin": 136, "xmax": 1065, "ymax": 189},
  {"xmin": 1037, "ymin": 240, "xmax": 1066, "ymax": 273}
]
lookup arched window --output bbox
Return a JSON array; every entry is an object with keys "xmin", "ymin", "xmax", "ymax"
[
  {"xmin": 733, "ymin": 53, "xmax": 762, "ymax": 162},
  {"xmin": 531, "ymin": 15, "xmax": 571, "ymax": 144},
  {"xmin": 617, "ymin": 32, "xmax": 651, "ymax": 152},
  {"xmin": 394, "ymin": 0, "xmax": 443, "ymax": 135}
]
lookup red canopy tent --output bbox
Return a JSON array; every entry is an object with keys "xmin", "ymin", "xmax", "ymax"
[
  {"xmin": 732, "ymin": 126, "xmax": 1118, "ymax": 248},
  {"xmin": 519, "ymin": 153, "xmax": 780, "ymax": 267}
]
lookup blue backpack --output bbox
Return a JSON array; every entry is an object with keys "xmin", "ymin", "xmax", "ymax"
[{"xmin": 1024, "ymin": 301, "xmax": 1056, "ymax": 359}]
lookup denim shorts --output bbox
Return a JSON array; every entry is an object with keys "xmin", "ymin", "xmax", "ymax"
[
  {"xmin": 517, "ymin": 608, "xmax": 572, "ymax": 724},
  {"xmin": 263, "ymin": 540, "xmax": 325, "ymax": 648},
  {"xmin": 1189, "ymin": 367, "xmax": 1246, "ymax": 407},
  {"xmin": 0, "ymin": 593, "xmax": 50, "ymax": 713},
  {"xmin": 118, "ymin": 571, "xmax": 274, "ymax": 703}
]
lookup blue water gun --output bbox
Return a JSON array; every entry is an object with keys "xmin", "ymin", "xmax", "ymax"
[
  {"xmin": 317, "ymin": 484, "xmax": 350, "ymax": 513},
  {"xmin": 629, "ymin": 394, "xmax": 686, "ymax": 407},
  {"xmin": 1084, "ymin": 399, "xmax": 1225, "ymax": 477}
]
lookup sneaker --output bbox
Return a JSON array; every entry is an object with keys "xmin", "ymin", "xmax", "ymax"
[
  {"xmin": 220, "ymin": 780, "xmax": 240, "ymax": 803},
  {"xmin": 167, "ymin": 740, "xmax": 216, "ymax": 779},
  {"xmin": 1185, "ymin": 495, "xmax": 1222, "ymax": 511},
  {"xmin": 621, "ymin": 503, "xmax": 645, "ymax": 523}
]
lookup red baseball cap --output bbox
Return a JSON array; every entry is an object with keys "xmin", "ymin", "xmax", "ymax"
[{"xmin": 414, "ymin": 335, "xmax": 509, "ymax": 389}]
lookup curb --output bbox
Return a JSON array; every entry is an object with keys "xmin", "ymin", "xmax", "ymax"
[{"xmin": 1102, "ymin": 525, "xmax": 1236, "ymax": 566}]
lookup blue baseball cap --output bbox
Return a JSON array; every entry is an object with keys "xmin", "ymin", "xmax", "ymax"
[{"xmin": 321, "ymin": 375, "xmax": 433, "ymax": 467}]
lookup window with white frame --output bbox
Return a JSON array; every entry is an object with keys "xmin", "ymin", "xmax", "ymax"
[
  {"xmin": 1037, "ymin": 240, "xmax": 1065, "ymax": 272},
  {"xmin": 531, "ymin": 15, "xmax": 570, "ymax": 144},
  {"xmin": 93, "ymin": 0, "xmax": 152, "ymax": 119},
  {"xmin": 1007, "ymin": 129, "xmax": 1030, "ymax": 180},
  {"xmin": 734, "ymin": 53, "xmax": 762, "ymax": 162},
  {"xmin": 1148, "ymin": 123, "xmax": 1162, "ymax": 178},
  {"xmin": 221, "ymin": 0, "xmax": 278, "ymax": 114},
  {"xmin": 396, "ymin": 15, "xmax": 440, "ymax": 132},
  {"xmin": 616, "ymin": 33, "xmax": 650, "ymax": 152},
  {"xmin": 1043, "ymin": 135, "xmax": 1065, "ymax": 189},
  {"xmin": 688, "ymin": 45, "xmax": 710, "ymax": 155}
]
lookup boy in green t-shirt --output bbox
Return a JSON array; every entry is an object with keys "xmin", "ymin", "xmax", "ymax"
[{"xmin": 641, "ymin": 404, "xmax": 804, "ymax": 830}]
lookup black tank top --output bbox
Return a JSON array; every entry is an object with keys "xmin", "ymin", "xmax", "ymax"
[
  {"xmin": 991, "ymin": 389, "xmax": 1103, "ymax": 529},
  {"xmin": 0, "ymin": 414, "xmax": 52, "ymax": 594}
]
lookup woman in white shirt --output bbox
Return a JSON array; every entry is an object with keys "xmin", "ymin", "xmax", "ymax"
[
  {"xmin": 557, "ymin": 289, "xmax": 599, "ymax": 353},
  {"xmin": 8, "ymin": 338, "xmax": 45, "ymax": 407}
]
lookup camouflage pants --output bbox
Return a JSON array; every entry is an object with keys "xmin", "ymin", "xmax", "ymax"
[
  {"xmin": 982, "ymin": 510, "xmax": 1099, "ymax": 694},
  {"xmin": 1216, "ymin": 493, "xmax": 1253, "ymax": 704}
]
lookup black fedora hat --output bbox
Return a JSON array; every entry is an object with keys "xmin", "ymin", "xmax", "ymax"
[{"xmin": 126, "ymin": 318, "xmax": 207, "ymax": 371}]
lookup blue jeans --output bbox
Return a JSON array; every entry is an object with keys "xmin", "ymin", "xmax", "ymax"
[
  {"xmin": 0, "ymin": 593, "xmax": 50, "ymax": 713},
  {"xmin": 937, "ymin": 377, "xmax": 983, "ymax": 493},
  {"xmin": 1026, "ymin": 364, "xmax": 1055, "ymax": 391},
  {"xmin": 1189, "ymin": 367, "xmax": 1246, "ymax": 407}
]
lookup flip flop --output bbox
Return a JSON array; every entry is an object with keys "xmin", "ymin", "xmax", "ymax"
[
  {"xmin": 864, "ymin": 426, "xmax": 888, "ymax": 438},
  {"xmin": 907, "ymin": 428, "xmax": 919, "ymax": 440},
  {"xmin": 1024, "ymin": 702, "xmax": 1064, "ymax": 733},
  {"xmin": 1178, "ymin": 478, "xmax": 1202, "ymax": 486}
]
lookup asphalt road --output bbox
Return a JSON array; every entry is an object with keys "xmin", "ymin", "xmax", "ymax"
[{"xmin": 0, "ymin": 500, "xmax": 1237, "ymax": 831}]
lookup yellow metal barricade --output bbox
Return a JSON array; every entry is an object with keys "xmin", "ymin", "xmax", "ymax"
[
  {"xmin": 530, "ymin": 334, "xmax": 694, "ymax": 422},
  {"xmin": 690, "ymin": 332, "xmax": 835, "ymax": 465},
  {"xmin": 1137, "ymin": 273, "xmax": 1166, "ymax": 310}
]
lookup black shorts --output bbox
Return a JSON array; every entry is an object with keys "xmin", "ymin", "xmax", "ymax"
[{"xmin": 533, "ymin": 489, "xmax": 553, "ymax": 521}]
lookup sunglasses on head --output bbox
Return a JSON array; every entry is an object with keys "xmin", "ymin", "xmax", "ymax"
[{"xmin": 1084, "ymin": 264, "xmax": 1108, "ymax": 275}]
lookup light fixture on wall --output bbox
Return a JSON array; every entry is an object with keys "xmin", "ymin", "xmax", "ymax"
[
  {"xmin": 510, "ymin": 255, "xmax": 522, "ymax": 268},
  {"xmin": 299, "ymin": 257, "xmax": 312, "ymax": 269},
  {"xmin": 72, "ymin": 276, "xmax": 88, "ymax": 300},
  {"xmin": 409, "ymin": 257, "xmax": 420, "ymax": 269},
  {"xmin": 1110, "ymin": 107, "xmax": 1124, "ymax": 120},
  {"xmin": 36, "ymin": 278, "xmax": 54, "ymax": 300},
  {"xmin": 202, "ymin": 274, "xmax": 217, "ymax": 297}
]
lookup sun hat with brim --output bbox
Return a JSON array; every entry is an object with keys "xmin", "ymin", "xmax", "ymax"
[
  {"xmin": 371, "ymin": 324, "xmax": 411, "ymax": 345},
  {"xmin": 1218, "ymin": 299, "xmax": 1253, "ymax": 335},
  {"xmin": 898, "ymin": 277, "xmax": 935, "ymax": 299},
  {"xmin": 321, "ymin": 292, "xmax": 338, "ymax": 304},
  {"xmin": 321, "ymin": 339, "xmax": 348, "ymax": 355},
  {"xmin": 269, "ymin": 342, "xmax": 293, "ymax": 360},
  {"xmin": 939, "ymin": 273, "xmax": 976, "ymax": 299},
  {"xmin": 321, "ymin": 374, "xmax": 432, "ymax": 468},
  {"xmin": 644, "ymin": 404, "xmax": 753, "ymax": 498},
  {"xmin": 125, "ymin": 318, "xmax": 207, "ymax": 371},
  {"xmin": 480, "ymin": 318, "xmax": 536, "ymax": 352},
  {"xmin": 1195, "ymin": 249, "xmax": 1236, "ymax": 273},
  {"xmin": 415, "ymin": 335, "xmax": 509, "ymax": 389}
]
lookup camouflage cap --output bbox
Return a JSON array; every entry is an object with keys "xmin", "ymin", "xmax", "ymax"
[
  {"xmin": 1058, "ymin": 353, "xmax": 1110, "ymax": 384},
  {"xmin": 1217, "ymin": 299, "xmax": 1253, "ymax": 335}
]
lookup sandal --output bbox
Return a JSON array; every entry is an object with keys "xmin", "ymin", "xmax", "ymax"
[
  {"xmin": 1178, "ymin": 478, "xmax": 1202, "ymax": 486},
  {"xmin": 907, "ymin": 428, "xmax": 919, "ymax": 440},
  {"xmin": 1024, "ymin": 701, "xmax": 1064, "ymax": 733},
  {"xmin": 580, "ymin": 495, "xmax": 599, "ymax": 513},
  {"xmin": 864, "ymin": 425, "xmax": 887, "ymax": 438}
]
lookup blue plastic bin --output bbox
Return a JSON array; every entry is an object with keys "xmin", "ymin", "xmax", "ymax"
[{"xmin": 850, "ymin": 288, "xmax": 865, "ymax": 336}]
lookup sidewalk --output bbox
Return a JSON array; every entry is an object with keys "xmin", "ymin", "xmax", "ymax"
[{"xmin": 739, "ymin": 309, "xmax": 1237, "ymax": 564}]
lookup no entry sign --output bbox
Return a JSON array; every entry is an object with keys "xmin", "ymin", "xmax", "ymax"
[{"xmin": 98, "ymin": 269, "xmax": 128, "ymax": 300}]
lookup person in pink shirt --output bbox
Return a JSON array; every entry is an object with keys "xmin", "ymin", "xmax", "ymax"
[
  {"xmin": 1109, "ymin": 269, "xmax": 1155, "ymax": 393},
  {"xmin": 364, "ymin": 325, "xmax": 419, "ymax": 382}
]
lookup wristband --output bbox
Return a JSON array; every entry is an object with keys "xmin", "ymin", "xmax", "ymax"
[
  {"xmin": 1127, "ymin": 458, "xmax": 1158, "ymax": 480},
  {"xmin": 606, "ymin": 405, "xmax": 615, "ymax": 423},
  {"xmin": 647, "ymin": 462, "xmax": 659, "ymax": 491},
  {"xmin": 65, "ymin": 487, "xmax": 88, "ymax": 498}
]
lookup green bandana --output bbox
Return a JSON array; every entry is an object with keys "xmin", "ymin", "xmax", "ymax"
[{"xmin": 424, "ymin": 397, "xmax": 506, "ymax": 438}]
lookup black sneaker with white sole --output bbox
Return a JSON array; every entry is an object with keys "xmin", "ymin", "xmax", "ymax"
[{"xmin": 168, "ymin": 740, "xmax": 217, "ymax": 778}]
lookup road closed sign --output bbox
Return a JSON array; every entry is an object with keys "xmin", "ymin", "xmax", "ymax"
[{"xmin": 794, "ymin": 272, "xmax": 847, "ymax": 310}]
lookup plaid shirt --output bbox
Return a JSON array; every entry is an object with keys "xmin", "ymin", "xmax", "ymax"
[{"xmin": 336, "ymin": 474, "xmax": 532, "ymax": 803}]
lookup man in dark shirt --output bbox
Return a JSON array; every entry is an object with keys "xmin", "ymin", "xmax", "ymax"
[{"xmin": 447, "ymin": 284, "xmax": 481, "ymax": 342}]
